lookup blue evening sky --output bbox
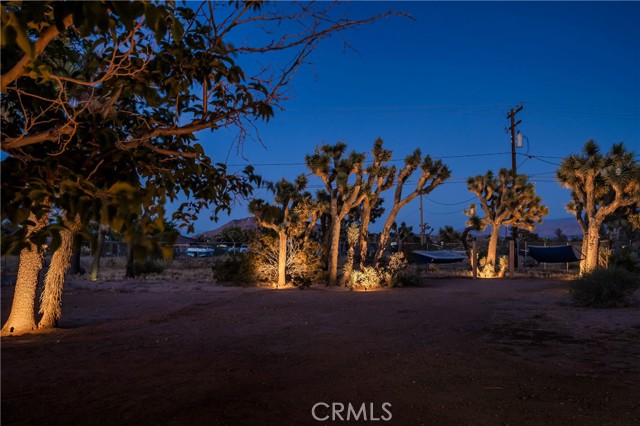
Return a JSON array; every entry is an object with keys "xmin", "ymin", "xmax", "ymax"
[{"xmin": 184, "ymin": 1, "xmax": 640, "ymax": 235}]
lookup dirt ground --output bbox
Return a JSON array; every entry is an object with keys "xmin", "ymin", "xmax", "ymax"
[{"xmin": 2, "ymin": 276, "xmax": 639, "ymax": 426}]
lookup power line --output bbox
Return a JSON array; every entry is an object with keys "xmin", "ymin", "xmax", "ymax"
[
  {"xmin": 425, "ymin": 195, "xmax": 476, "ymax": 206},
  {"xmin": 225, "ymin": 151, "xmax": 512, "ymax": 167}
]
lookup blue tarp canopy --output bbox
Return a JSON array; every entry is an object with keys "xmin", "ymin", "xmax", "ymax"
[
  {"xmin": 412, "ymin": 250, "xmax": 466, "ymax": 264},
  {"xmin": 527, "ymin": 245, "xmax": 582, "ymax": 263}
]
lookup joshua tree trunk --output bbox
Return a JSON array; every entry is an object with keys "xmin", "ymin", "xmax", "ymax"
[
  {"xmin": 1, "ymin": 211, "xmax": 49, "ymax": 335},
  {"xmin": 90, "ymin": 225, "xmax": 107, "ymax": 281},
  {"xmin": 374, "ymin": 205, "xmax": 402, "ymax": 267},
  {"xmin": 38, "ymin": 214, "xmax": 81, "ymax": 329},
  {"xmin": 485, "ymin": 225, "xmax": 501, "ymax": 276},
  {"xmin": 343, "ymin": 225, "xmax": 359, "ymax": 286},
  {"xmin": 277, "ymin": 230, "xmax": 287, "ymax": 287},
  {"xmin": 328, "ymin": 217, "xmax": 342, "ymax": 286},
  {"xmin": 358, "ymin": 203, "xmax": 372, "ymax": 269},
  {"xmin": 581, "ymin": 223, "xmax": 600, "ymax": 275}
]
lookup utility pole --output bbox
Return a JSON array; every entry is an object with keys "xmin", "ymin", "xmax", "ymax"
[{"xmin": 507, "ymin": 102, "xmax": 523, "ymax": 269}]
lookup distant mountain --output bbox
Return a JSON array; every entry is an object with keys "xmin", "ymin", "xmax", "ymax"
[
  {"xmin": 533, "ymin": 217, "xmax": 582, "ymax": 239},
  {"xmin": 473, "ymin": 217, "xmax": 582, "ymax": 239},
  {"xmin": 196, "ymin": 217, "xmax": 258, "ymax": 240}
]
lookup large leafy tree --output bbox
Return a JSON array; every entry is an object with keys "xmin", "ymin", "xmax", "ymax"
[
  {"xmin": 467, "ymin": 169, "xmax": 548, "ymax": 276},
  {"xmin": 1, "ymin": 1, "xmax": 394, "ymax": 335},
  {"xmin": 557, "ymin": 141, "xmax": 639, "ymax": 274}
]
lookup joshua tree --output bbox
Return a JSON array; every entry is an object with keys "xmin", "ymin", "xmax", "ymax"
[
  {"xmin": 358, "ymin": 138, "xmax": 396, "ymax": 268},
  {"xmin": 374, "ymin": 150, "xmax": 450, "ymax": 266},
  {"xmin": 249, "ymin": 176, "xmax": 311, "ymax": 287},
  {"xmin": 557, "ymin": 141, "xmax": 640, "ymax": 274},
  {"xmin": 306, "ymin": 143, "xmax": 366, "ymax": 285},
  {"xmin": 467, "ymin": 169, "xmax": 548, "ymax": 276}
]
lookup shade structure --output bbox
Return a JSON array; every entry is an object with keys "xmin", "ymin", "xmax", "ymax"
[
  {"xmin": 412, "ymin": 250, "xmax": 466, "ymax": 264},
  {"xmin": 527, "ymin": 245, "xmax": 583, "ymax": 263}
]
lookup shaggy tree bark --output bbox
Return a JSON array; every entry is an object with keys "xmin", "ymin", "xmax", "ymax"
[
  {"xmin": 39, "ymin": 214, "xmax": 81, "ymax": 329},
  {"xmin": 1, "ymin": 211, "xmax": 49, "ymax": 335},
  {"xmin": 342, "ymin": 225, "xmax": 359, "ymax": 286},
  {"xmin": 485, "ymin": 226, "xmax": 501, "ymax": 274}
]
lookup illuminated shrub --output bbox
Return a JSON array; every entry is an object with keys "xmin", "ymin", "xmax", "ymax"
[
  {"xmin": 350, "ymin": 266, "xmax": 382, "ymax": 290},
  {"xmin": 250, "ymin": 235, "xmax": 322, "ymax": 288},
  {"xmin": 349, "ymin": 253, "xmax": 420, "ymax": 289}
]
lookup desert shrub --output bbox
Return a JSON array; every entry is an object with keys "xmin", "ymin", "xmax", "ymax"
[
  {"xmin": 211, "ymin": 254, "xmax": 254, "ymax": 285},
  {"xmin": 385, "ymin": 252, "xmax": 420, "ymax": 287},
  {"xmin": 250, "ymin": 235, "xmax": 322, "ymax": 288},
  {"xmin": 609, "ymin": 247, "xmax": 640, "ymax": 273},
  {"xmin": 350, "ymin": 266, "xmax": 382, "ymax": 290},
  {"xmin": 497, "ymin": 255, "xmax": 509, "ymax": 278},
  {"xmin": 569, "ymin": 268, "xmax": 640, "ymax": 308},
  {"xmin": 349, "ymin": 253, "xmax": 420, "ymax": 289}
]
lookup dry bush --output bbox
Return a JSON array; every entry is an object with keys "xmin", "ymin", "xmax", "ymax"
[
  {"xmin": 350, "ymin": 266, "xmax": 382, "ymax": 290},
  {"xmin": 250, "ymin": 235, "xmax": 322, "ymax": 288}
]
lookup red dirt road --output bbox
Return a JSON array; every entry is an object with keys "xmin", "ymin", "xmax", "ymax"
[{"xmin": 2, "ymin": 278, "xmax": 639, "ymax": 426}]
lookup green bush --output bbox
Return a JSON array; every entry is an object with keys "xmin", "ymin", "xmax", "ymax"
[{"xmin": 569, "ymin": 268, "xmax": 640, "ymax": 308}]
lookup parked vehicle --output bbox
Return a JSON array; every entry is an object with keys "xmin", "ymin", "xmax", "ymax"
[
  {"xmin": 226, "ymin": 244, "xmax": 249, "ymax": 254},
  {"xmin": 186, "ymin": 247, "xmax": 215, "ymax": 258}
]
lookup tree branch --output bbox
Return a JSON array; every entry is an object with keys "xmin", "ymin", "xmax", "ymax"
[{"xmin": 1, "ymin": 14, "xmax": 73, "ymax": 91}]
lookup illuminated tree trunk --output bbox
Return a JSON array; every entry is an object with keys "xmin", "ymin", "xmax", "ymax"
[
  {"xmin": 358, "ymin": 203, "xmax": 372, "ymax": 269},
  {"xmin": 581, "ymin": 223, "xmax": 600, "ymax": 275},
  {"xmin": 343, "ymin": 225, "xmax": 359, "ymax": 286},
  {"xmin": 374, "ymin": 204, "xmax": 401, "ymax": 267},
  {"xmin": 328, "ymin": 206, "xmax": 341, "ymax": 286},
  {"xmin": 485, "ymin": 226, "xmax": 501, "ymax": 276},
  {"xmin": 277, "ymin": 230, "xmax": 287, "ymax": 287},
  {"xmin": 39, "ymin": 214, "xmax": 81, "ymax": 329},
  {"xmin": 1, "ymin": 211, "xmax": 48, "ymax": 335}
]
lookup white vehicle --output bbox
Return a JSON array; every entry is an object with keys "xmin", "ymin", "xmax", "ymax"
[
  {"xmin": 186, "ymin": 247, "xmax": 215, "ymax": 258},
  {"xmin": 226, "ymin": 244, "xmax": 249, "ymax": 254}
]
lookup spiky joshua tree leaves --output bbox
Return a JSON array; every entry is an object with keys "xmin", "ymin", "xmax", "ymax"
[
  {"xmin": 467, "ymin": 169, "xmax": 548, "ymax": 276},
  {"xmin": 557, "ymin": 141, "xmax": 640, "ymax": 275}
]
